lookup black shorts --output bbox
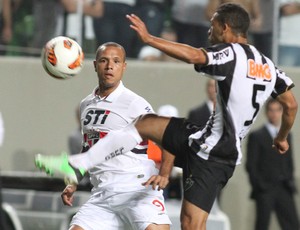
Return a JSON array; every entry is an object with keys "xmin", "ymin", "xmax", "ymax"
[{"xmin": 162, "ymin": 117, "xmax": 235, "ymax": 213}]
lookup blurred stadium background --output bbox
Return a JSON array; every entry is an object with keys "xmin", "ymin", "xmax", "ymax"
[{"xmin": 0, "ymin": 57, "xmax": 300, "ymax": 230}]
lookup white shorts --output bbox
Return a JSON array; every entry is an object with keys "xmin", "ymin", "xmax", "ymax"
[{"xmin": 70, "ymin": 188, "xmax": 172, "ymax": 230}]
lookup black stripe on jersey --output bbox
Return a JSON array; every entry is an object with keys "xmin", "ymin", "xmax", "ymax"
[
  {"xmin": 241, "ymin": 44, "xmax": 255, "ymax": 82},
  {"xmin": 131, "ymin": 148, "xmax": 147, "ymax": 155},
  {"xmin": 210, "ymin": 71, "xmax": 239, "ymax": 165},
  {"xmin": 271, "ymin": 68, "xmax": 295, "ymax": 98}
]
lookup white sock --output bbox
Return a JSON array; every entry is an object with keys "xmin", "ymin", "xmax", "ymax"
[{"xmin": 68, "ymin": 123, "xmax": 142, "ymax": 170}]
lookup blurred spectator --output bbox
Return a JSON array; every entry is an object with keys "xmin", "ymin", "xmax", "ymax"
[
  {"xmin": 187, "ymin": 79, "xmax": 216, "ymax": 128},
  {"xmin": 133, "ymin": 0, "xmax": 167, "ymax": 57},
  {"xmin": 278, "ymin": 0, "xmax": 300, "ymax": 67},
  {"xmin": 32, "ymin": 0, "xmax": 103, "ymax": 50},
  {"xmin": 6, "ymin": 0, "xmax": 34, "ymax": 56},
  {"xmin": 138, "ymin": 26, "xmax": 180, "ymax": 62},
  {"xmin": 246, "ymin": 99, "xmax": 299, "ymax": 230},
  {"xmin": 68, "ymin": 106, "xmax": 82, "ymax": 155},
  {"xmin": 160, "ymin": 26, "xmax": 180, "ymax": 62},
  {"xmin": 0, "ymin": 0, "xmax": 13, "ymax": 55},
  {"xmin": 171, "ymin": 0, "xmax": 210, "ymax": 48},
  {"xmin": 93, "ymin": 0, "xmax": 136, "ymax": 58},
  {"xmin": 62, "ymin": 0, "xmax": 103, "ymax": 52},
  {"xmin": 138, "ymin": 45, "xmax": 162, "ymax": 61},
  {"xmin": 250, "ymin": 0, "xmax": 274, "ymax": 58},
  {"xmin": 31, "ymin": 0, "xmax": 63, "ymax": 50}
]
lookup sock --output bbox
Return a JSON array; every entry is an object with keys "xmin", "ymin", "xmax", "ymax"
[{"xmin": 69, "ymin": 123, "xmax": 142, "ymax": 170}]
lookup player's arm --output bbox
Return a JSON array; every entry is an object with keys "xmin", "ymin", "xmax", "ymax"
[
  {"xmin": 126, "ymin": 14, "xmax": 207, "ymax": 65},
  {"xmin": 273, "ymin": 90, "xmax": 298, "ymax": 154},
  {"xmin": 143, "ymin": 149, "xmax": 175, "ymax": 190},
  {"xmin": 61, "ymin": 184, "xmax": 77, "ymax": 206}
]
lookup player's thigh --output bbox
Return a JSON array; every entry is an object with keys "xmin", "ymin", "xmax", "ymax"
[
  {"xmin": 135, "ymin": 114, "xmax": 171, "ymax": 144},
  {"xmin": 70, "ymin": 200, "xmax": 125, "ymax": 230},
  {"xmin": 122, "ymin": 190, "xmax": 171, "ymax": 230}
]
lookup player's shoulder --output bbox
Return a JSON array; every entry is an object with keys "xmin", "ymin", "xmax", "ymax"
[
  {"xmin": 121, "ymin": 86, "xmax": 150, "ymax": 104},
  {"xmin": 79, "ymin": 92, "xmax": 93, "ymax": 107}
]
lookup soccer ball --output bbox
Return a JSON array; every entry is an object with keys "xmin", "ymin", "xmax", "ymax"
[{"xmin": 41, "ymin": 36, "xmax": 84, "ymax": 79}]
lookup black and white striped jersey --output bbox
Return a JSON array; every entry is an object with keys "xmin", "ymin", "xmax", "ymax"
[{"xmin": 190, "ymin": 43, "xmax": 294, "ymax": 166}]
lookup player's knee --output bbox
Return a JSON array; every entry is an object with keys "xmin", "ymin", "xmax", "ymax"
[
  {"xmin": 145, "ymin": 223, "xmax": 170, "ymax": 230},
  {"xmin": 69, "ymin": 225, "xmax": 85, "ymax": 230},
  {"xmin": 181, "ymin": 214, "xmax": 207, "ymax": 230}
]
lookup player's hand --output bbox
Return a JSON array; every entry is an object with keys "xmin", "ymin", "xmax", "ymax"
[
  {"xmin": 61, "ymin": 184, "xmax": 77, "ymax": 206},
  {"xmin": 272, "ymin": 137, "xmax": 289, "ymax": 154},
  {"xmin": 142, "ymin": 175, "xmax": 169, "ymax": 191},
  {"xmin": 126, "ymin": 14, "xmax": 152, "ymax": 44}
]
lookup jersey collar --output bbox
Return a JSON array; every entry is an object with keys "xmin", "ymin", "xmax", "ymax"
[{"xmin": 93, "ymin": 81, "xmax": 125, "ymax": 102}]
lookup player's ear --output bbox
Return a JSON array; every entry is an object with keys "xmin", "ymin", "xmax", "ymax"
[
  {"xmin": 223, "ymin": 23, "xmax": 230, "ymax": 33},
  {"xmin": 93, "ymin": 60, "xmax": 97, "ymax": 72},
  {"xmin": 123, "ymin": 62, "xmax": 127, "ymax": 71}
]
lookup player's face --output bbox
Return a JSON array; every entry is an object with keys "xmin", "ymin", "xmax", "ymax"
[
  {"xmin": 208, "ymin": 13, "xmax": 225, "ymax": 45},
  {"xmin": 94, "ymin": 46, "xmax": 127, "ymax": 92},
  {"xmin": 266, "ymin": 102, "xmax": 283, "ymax": 126}
]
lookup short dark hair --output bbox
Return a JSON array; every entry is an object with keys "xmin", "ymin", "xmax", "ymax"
[
  {"xmin": 215, "ymin": 3, "xmax": 250, "ymax": 38},
  {"xmin": 96, "ymin": 42, "xmax": 126, "ymax": 61}
]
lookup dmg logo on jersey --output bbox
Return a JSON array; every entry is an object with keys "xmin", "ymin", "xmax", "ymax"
[
  {"xmin": 212, "ymin": 47, "xmax": 233, "ymax": 61},
  {"xmin": 247, "ymin": 59, "xmax": 271, "ymax": 81}
]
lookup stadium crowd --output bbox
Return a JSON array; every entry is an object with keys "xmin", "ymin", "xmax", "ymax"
[{"xmin": 0, "ymin": 0, "xmax": 300, "ymax": 66}]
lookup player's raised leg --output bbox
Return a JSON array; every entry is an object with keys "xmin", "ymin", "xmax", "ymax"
[{"xmin": 35, "ymin": 114, "xmax": 171, "ymax": 183}]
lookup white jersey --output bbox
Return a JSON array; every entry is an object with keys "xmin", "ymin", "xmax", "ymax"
[
  {"xmin": 190, "ymin": 43, "xmax": 294, "ymax": 166},
  {"xmin": 80, "ymin": 82, "xmax": 157, "ymax": 194}
]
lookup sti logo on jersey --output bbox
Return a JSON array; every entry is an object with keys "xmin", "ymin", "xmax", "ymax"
[
  {"xmin": 83, "ymin": 109, "xmax": 110, "ymax": 125},
  {"xmin": 247, "ymin": 59, "xmax": 271, "ymax": 81}
]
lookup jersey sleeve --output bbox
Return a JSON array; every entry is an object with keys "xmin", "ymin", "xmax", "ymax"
[
  {"xmin": 194, "ymin": 44, "xmax": 235, "ymax": 81},
  {"xmin": 128, "ymin": 96, "xmax": 154, "ymax": 120},
  {"xmin": 271, "ymin": 67, "xmax": 295, "ymax": 98}
]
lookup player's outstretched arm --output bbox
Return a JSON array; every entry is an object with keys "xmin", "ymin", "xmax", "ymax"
[
  {"xmin": 273, "ymin": 90, "xmax": 298, "ymax": 154},
  {"xmin": 126, "ymin": 14, "xmax": 207, "ymax": 65}
]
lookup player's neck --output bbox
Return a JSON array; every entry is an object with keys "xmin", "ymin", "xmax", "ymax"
[
  {"xmin": 224, "ymin": 32, "xmax": 248, "ymax": 44},
  {"xmin": 96, "ymin": 86, "xmax": 115, "ymax": 98}
]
